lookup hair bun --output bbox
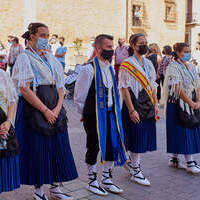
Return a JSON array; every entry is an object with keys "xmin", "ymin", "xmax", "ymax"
[
  {"xmin": 171, "ymin": 51, "xmax": 176, "ymax": 57},
  {"xmin": 21, "ymin": 31, "xmax": 30, "ymax": 40}
]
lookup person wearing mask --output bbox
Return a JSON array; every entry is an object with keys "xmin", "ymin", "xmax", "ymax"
[
  {"xmin": 0, "ymin": 69, "xmax": 20, "ymax": 195},
  {"xmin": 8, "ymin": 37, "xmax": 23, "ymax": 76},
  {"xmin": 159, "ymin": 45, "xmax": 172, "ymax": 85},
  {"xmin": 49, "ymin": 34, "xmax": 60, "ymax": 55},
  {"xmin": 193, "ymin": 42, "xmax": 200, "ymax": 66},
  {"xmin": 119, "ymin": 33, "xmax": 158, "ymax": 186},
  {"xmin": 12, "ymin": 22, "xmax": 78, "ymax": 200},
  {"xmin": 0, "ymin": 41, "xmax": 8, "ymax": 71},
  {"xmin": 55, "ymin": 37, "xmax": 67, "ymax": 70},
  {"xmin": 114, "ymin": 38, "xmax": 129, "ymax": 84},
  {"xmin": 74, "ymin": 34, "xmax": 127, "ymax": 196},
  {"xmin": 164, "ymin": 43, "xmax": 200, "ymax": 174},
  {"xmin": 7, "ymin": 35, "xmax": 14, "ymax": 51}
]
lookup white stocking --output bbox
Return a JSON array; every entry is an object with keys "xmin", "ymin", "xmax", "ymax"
[
  {"xmin": 129, "ymin": 152, "xmax": 141, "ymax": 168},
  {"xmin": 184, "ymin": 154, "xmax": 193, "ymax": 162}
]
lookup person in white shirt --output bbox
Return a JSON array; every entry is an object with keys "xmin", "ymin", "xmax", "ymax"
[{"xmin": 49, "ymin": 34, "xmax": 60, "ymax": 55}]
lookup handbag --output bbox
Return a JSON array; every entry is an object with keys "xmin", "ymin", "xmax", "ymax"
[
  {"xmin": 0, "ymin": 107, "xmax": 19, "ymax": 157},
  {"xmin": 23, "ymin": 85, "xmax": 68, "ymax": 136},
  {"xmin": 130, "ymin": 89, "xmax": 155, "ymax": 121},
  {"xmin": 175, "ymin": 90, "xmax": 200, "ymax": 128}
]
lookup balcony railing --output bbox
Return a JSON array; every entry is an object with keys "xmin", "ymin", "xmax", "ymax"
[{"xmin": 186, "ymin": 12, "xmax": 200, "ymax": 24}]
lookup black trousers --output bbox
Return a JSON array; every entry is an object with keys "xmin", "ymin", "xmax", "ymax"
[
  {"xmin": 156, "ymin": 75, "xmax": 165, "ymax": 101},
  {"xmin": 83, "ymin": 112, "xmax": 114, "ymax": 165}
]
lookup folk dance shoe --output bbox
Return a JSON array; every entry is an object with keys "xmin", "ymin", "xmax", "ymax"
[
  {"xmin": 33, "ymin": 193, "xmax": 49, "ymax": 200},
  {"xmin": 186, "ymin": 161, "xmax": 200, "ymax": 175},
  {"xmin": 33, "ymin": 187, "xmax": 49, "ymax": 200},
  {"xmin": 130, "ymin": 165, "xmax": 151, "ymax": 186},
  {"xmin": 123, "ymin": 155, "xmax": 134, "ymax": 173},
  {"xmin": 168, "ymin": 157, "xmax": 186, "ymax": 169},
  {"xmin": 49, "ymin": 184, "xmax": 74, "ymax": 200},
  {"xmin": 101, "ymin": 169, "xmax": 123, "ymax": 194},
  {"xmin": 88, "ymin": 171, "xmax": 108, "ymax": 196}
]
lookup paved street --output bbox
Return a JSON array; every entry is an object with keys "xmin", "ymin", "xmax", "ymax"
[{"xmin": 1, "ymin": 99, "xmax": 200, "ymax": 200}]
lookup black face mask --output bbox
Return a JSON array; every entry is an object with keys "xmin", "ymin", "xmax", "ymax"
[
  {"xmin": 138, "ymin": 45, "xmax": 148, "ymax": 55},
  {"xmin": 101, "ymin": 49, "xmax": 114, "ymax": 61}
]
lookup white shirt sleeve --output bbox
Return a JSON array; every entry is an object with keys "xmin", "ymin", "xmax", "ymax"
[
  {"xmin": 74, "ymin": 64, "xmax": 94, "ymax": 114},
  {"xmin": 12, "ymin": 52, "xmax": 34, "ymax": 88}
]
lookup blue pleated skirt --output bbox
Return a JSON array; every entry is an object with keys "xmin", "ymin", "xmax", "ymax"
[
  {"xmin": 15, "ymin": 97, "xmax": 78, "ymax": 187},
  {"xmin": 122, "ymin": 103, "xmax": 157, "ymax": 153},
  {"xmin": 167, "ymin": 103, "xmax": 200, "ymax": 154},
  {"xmin": 0, "ymin": 155, "xmax": 20, "ymax": 193}
]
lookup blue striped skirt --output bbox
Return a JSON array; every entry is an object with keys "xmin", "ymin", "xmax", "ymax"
[
  {"xmin": 167, "ymin": 103, "xmax": 200, "ymax": 154},
  {"xmin": 122, "ymin": 103, "xmax": 157, "ymax": 153},
  {"xmin": 15, "ymin": 97, "xmax": 78, "ymax": 187},
  {"xmin": 0, "ymin": 155, "xmax": 20, "ymax": 193}
]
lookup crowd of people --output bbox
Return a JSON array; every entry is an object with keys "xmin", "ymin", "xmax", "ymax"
[
  {"xmin": 1, "ymin": 21, "xmax": 200, "ymax": 200},
  {"xmin": 0, "ymin": 32, "xmax": 67, "ymax": 74}
]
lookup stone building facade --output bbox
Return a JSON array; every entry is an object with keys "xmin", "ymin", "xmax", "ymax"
[
  {"xmin": 0, "ymin": 0, "xmax": 186, "ymax": 65},
  {"xmin": 129, "ymin": 0, "xmax": 186, "ymax": 48},
  {"xmin": 185, "ymin": 0, "xmax": 200, "ymax": 52}
]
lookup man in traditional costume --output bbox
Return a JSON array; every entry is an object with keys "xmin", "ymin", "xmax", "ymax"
[{"xmin": 74, "ymin": 34, "xmax": 127, "ymax": 196}]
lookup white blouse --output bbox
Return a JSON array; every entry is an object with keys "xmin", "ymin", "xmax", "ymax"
[
  {"xmin": 118, "ymin": 56, "xmax": 157, "ymax": 98},
  {"xmin": 0, "ymin": 69, "xmax": 17, "ymax": 114},
  {"xmin": 74, "ymin": 60, "xmax": 113, "ymax": 114},
  {"xmin": 12, "ymin": 51, "xmax": 65, "ymax": 92},
  {"xmin": 164, "ymin": 61, "xmax": 200, "ymax": 100}
]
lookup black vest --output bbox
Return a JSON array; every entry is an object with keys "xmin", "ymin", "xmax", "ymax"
[{"xmin": 83, "ymin": 63, "xmax": 111, "ymax": 117}]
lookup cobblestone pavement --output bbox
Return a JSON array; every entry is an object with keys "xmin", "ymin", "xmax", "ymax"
[{"xmin": 1, "ymin": 99, "xmax": 200, "ymax": 200}]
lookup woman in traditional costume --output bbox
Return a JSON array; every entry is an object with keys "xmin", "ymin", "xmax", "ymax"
[
  {"xmin": 119, "ymin": 33, "xmax": 158, "ymax": 186},
  {"xmin": 164, "ymin": 42, "xmax": 200, "ymax": 174},
  {"xmin": 0, "ymin": 69, "xmax": 20, "ymax": 194},
  {"xmin": 12, "ymin": 23, "xmax": 78, "ymax": 200}
]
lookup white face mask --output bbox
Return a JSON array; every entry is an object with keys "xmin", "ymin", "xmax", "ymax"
[{"xmin": 51, "ymin": 39, "xmax": 56, "ymax": 44}]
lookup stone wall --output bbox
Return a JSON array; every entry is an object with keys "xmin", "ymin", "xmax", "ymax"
[
  {"xmin": 37, "ymin": 0, "xmax": 126, "ymax": 42},
  {"xmin": 0, "ymin": 0, "xmax": 24, "ymax": 46}
]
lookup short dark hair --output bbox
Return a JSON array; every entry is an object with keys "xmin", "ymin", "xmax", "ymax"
[
  {"xmin": 8, "ymin": 35, "xmax": 14, "ymax": 39},
  {"xmin": 59, "ymin": 37, "xmax": 65, "ymax": 42},
  {"xmin": 52, "ymin": 34, "xmax": 58, "ymax": 38},
  {"xmin": 95, "ymin": 34, "xmax": 113, "ymax": 47},
  {"xmin": 173, "ymin": 42, "xmax": 189, "ymax": 60},
  {"xmin": 163, "ymin": 45, "xmax": 172, "ymax": 55},
  {"xmin": 13, "ymin": 37, "xmax": 19, "ymax": 44}
]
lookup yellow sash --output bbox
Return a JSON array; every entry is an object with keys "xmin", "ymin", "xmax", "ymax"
[{"xmin": 120, "ymin": 61, "xmax": 155, "ymax": 105}]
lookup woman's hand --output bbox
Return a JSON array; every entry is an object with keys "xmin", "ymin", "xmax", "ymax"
[
  {"xmin": 43, "ymin": 109, "xmax": 57, "ymax": 124},
  {"xmin": 0, "ymin": 121, "xmax": 11, "ymax": 138},
  {"xmin": 155, "ymin": 103, "xmax": 159, "ymax": 116},
  {"xmin": 190, "ymin": 101, "xmax": 199, "ymax": 110},
  {"xmin": 52, "ymin": 106, "xmax": 61, "ymax": 118},
  {"xmin": 194, "ymin": 101, "xmax": 200, "ymax": 110},
  {"xmin": 129, "ymin": 110, "xmax": 140, "ymax": 124},
  {"xmin": 0, "ymin": 121, "xmax": 11, "ymax": 133}
]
